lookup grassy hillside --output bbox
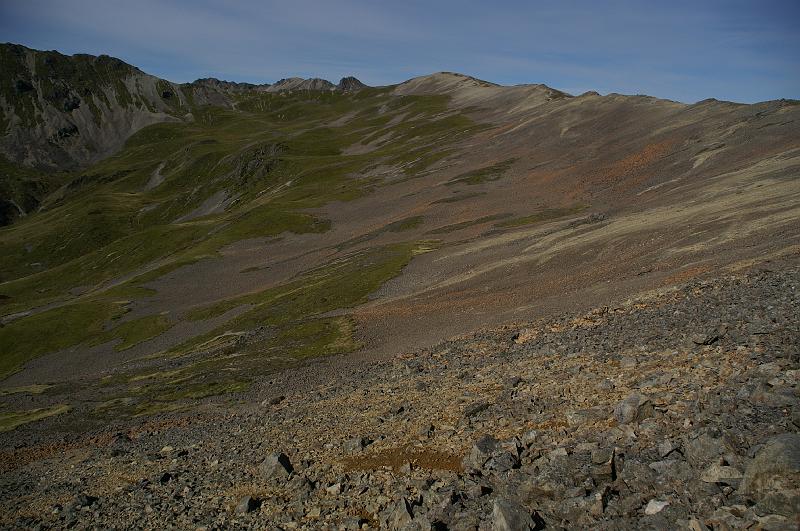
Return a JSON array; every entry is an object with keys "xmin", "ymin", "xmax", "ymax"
[{"xmin": 0, "ymin": 80, "xmax": 483, "ymax": 420}]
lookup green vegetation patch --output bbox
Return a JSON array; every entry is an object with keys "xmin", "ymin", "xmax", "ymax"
[
  {"xmin": 0, "ymin": 82, "xmax": 486, "ymax": 420},
  {"xmin": 446, "ymin": 158, "xmax": 517, "ymax": 186},
  {"xmin": 337, "ymin": 216, "xmax": 424, "ymax": 249},
  {"xmin": 99, "ymin": 313, "xmax": 173, "ymax": 351},
  {"xmin": 186, "ymin": 242, "xmax": 418, "ymax": 325},
  {"xmin": 426, "ymin": 214, "xmax": 511, "ymax": 235},
  {"xmin": 387, "ymin": 216, "xmax": 424, "ymax": 232},
  {"xmin": 92, "ymin": 242, "xmax": 427, "ymax": 419},
  {"xmin": 0, "ymin": 384, "xmax": 53, "ymax": 396},
  {"xmin": 0, "ymin": 301, "xmax": 126, "ymax": 380},
  {"xmin": 152, "ymin": 380, "xmax": 250, "ymax": 402},
  {"xmin": 277, "ymin": 316, "xmax": 359, "ymax": 359},
  {"xmin": 0, "ymin": 404, "xmax": 71, "ymax": 432},
  {"xmin": 495, "ymin": 205, "xmax": 588, "ymax": 228},
  {"xmin": 431, "ymin": 192, "xmax": 486, "ymax": 204}
]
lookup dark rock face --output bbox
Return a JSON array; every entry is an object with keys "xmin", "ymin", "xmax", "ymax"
[
  {"xmin": 0, "ymin": 43, "xmax": 195, "ymax": 169},
  {"xmin": 741, "ymin": 434, "xmax": 800, "ymax": 516},
  {"xmin": 337, "ymin": 76, "xmax": 367, "ymax": 91}
]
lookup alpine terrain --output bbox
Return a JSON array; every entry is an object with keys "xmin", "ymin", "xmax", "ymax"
[{"xmin": 1, "ymin": 43, "xmax": 799, "ymax": 529}]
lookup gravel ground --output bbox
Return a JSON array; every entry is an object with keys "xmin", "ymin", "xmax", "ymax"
[{"xmin": 1, "ymin": 261, "xmax": 798, "ymax": 529}]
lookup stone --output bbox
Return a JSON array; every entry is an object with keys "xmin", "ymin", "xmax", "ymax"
[
  {"xmin": 261, "ymin": 395, "xmax": 285, "ymax": 406},
  {"xmin": 464, "ymin": 401, "xmax": 491, "ymax": 419},
  {"xmin": 591, "ymin": 448, "xmax": 614, "ymax": 465},
  {"xmin": 683, "ymin": 433, "xmax": 731, "ymax": 467},
  {"xmin": 591, "ymin": 448, "xmax": 615, "ymax": 481},
  {"xmin": 464, "ymin": 435, "xmax": 499, "ymax": 469},
  {"xmin": 691, "ymin": 332, "xmax": 719, "ymax": 345},
  {"xmin": 644, "ymin": 499, "xmax": 670, "ymax": 515},
  {"xmin": 387, "ymin": 498, "xmax": 413, "ymax": 530},
  {"xmin": 74, "ymin": 494, "xmax": 98, "ymax": 508},
  {"xmin": 598, "ymin": 378, "xmax": 615, "ymax": 390},
  {"xmin": 700, "ymin": 463, "xmax": 743, "ymax": 486},
  {"xmin": 549, "ymin": 447, "xmax": 568, "ymax": 459},
  {"xmin": 658, "ymin": 440, "xmax": 679, "ymax": 458},
  {"xmin": 492, "ymin": 498, "xmax": 535, "ymax": 531},
  {"xmin": 566, "ymin": 406, "xmax": 608, "ymax": 427},
  {"xmin": 343, "ymin": 437, "xmax": 371, "ymax": 454},
  {"xmin": 259, "ymin": 452, "xmax": 293, "ymax": 480},
  {"xmin": 485, "ymin": 451, "xmax": 519, "ymax": 474},
  {"xmin": 236, "ymin": 496, "xmax": 258, "ymax": 514},
  {"xmin": 614, "ymin": 393, "xmax": 653, "ymax": 424},
  {"xmin": 740, "ymin": 433, "xmax": 800, "ymax": 517},
  {"xmin": 521, "ymin": 430, "xmax": 539, "ymax": 447},
  {"xmin": 688, "ymin": 517, "xmax": 711, "ymax": 531}
]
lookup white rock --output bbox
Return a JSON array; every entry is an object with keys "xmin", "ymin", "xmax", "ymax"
[{"xmin": 644, "ymin": 499, "xmax": 670, "ymax": 515}]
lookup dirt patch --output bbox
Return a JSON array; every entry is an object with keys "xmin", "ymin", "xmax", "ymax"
[{"xmin": 342, "ymin": 445, "xmax": 463, "ymax": 473}]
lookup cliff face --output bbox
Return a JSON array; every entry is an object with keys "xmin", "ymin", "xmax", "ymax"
[{"xmin": 0, "ymin": 44, "xmax": 204, "ymax": 169}]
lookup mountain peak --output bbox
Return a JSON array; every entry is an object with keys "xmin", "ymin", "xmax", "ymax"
[{"xmin": 337, "ymin": 76, "xmax": 366, "ymax": 91}]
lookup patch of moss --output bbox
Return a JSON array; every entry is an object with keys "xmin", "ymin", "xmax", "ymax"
[
  {"xmin": 0, "ymin": 404, "xmax": 71, "ymax": 432},
  {"xmin": 446, "ymin": 158, "xmax": 517, "ymax": 186},
  {"xmin": 430, "ymin": 192, "xmax": 486, "ymax": 204},
  {"xmin": 0, "ymin": 384, "xmax": 53, "ymax": 396},
  {"xmin": 495, "ymin": 205, "xmax": 588, "ymax": 228},
  {"xmin": 101, "ymin": 313, "xmax": 173, "ymax": 351},
  {"xmin": 426, "ymin": 214, "xmax": 510, "ymax": 235},
  {"xmin": 0, "ymin": 301, "xmax": 126, "ymax": 380}
]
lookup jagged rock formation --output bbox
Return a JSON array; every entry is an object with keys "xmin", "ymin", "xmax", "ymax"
[
  {"xmin": 337, "ymin": 76, "xmax": 367, "ymax": 91},
  {"xmin": 0, "ymin": 43, "xmax": 194, "ymax": 169}
]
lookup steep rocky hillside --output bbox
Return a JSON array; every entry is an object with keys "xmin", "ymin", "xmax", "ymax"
[
  {"xmin": 0, "ymin": 43, "xmax": 196, "ymax": 169},
  {"xmin": 0, "ymin": 44, "xmax": 798, "ymax": 529}
]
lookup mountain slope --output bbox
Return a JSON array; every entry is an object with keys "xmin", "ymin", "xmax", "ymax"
[{"xmin": 0, "ymin": 46, "xmax": 798, "ymax": 433}]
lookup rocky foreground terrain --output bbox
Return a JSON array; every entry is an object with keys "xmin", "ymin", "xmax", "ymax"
[{"xmin": 2, "ymin": 257, "xmax": 798, "ymax": 530}]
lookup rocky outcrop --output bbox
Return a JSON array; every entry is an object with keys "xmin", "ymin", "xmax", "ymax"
[
  {"xmin": 0, "ymin": 43, "xmax": 198, "ymax": 169},
  {"xmin": 337, "ymin": 76, "xmax": 367, "ymax": 92}
]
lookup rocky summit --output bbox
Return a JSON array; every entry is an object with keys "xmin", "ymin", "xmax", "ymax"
[{"xmin": 0, "ymin": 42, "xmax": 799, "ymax": 530}]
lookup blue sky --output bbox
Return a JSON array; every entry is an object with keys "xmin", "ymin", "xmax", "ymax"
[{"xmin": 1, "ymin": 0, "xmax": 798, "ymax": 103}]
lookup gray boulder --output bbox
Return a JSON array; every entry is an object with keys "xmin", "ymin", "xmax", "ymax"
[
  {"xmin": 492, "ymin": 498, "xmax": 535, "ymax": 531},
  {"xmin": 386, "ymin": 498, "xmax": 414, "ymax": 530},
  {"xmin": 614, "ymin": 393, "xmax": 653, "ymax": 424},
  {"xmin": 740, "ymin": 433, "xmax": 800, "ymax": 517},
  {"xmin": 259, "ymin": 452, "xmax": 293, "ymax": 481},
  {"xmin": 464, "ymin": 435, "xmax": 499, "ymax": 470},
  {"xmin": 235, "ymin": 496, "xmax": 258, "ymax": 514}
]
